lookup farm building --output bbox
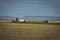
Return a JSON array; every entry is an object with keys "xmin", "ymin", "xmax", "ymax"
[{"xmin": 19, "ymin": 19, "xmax": 26, "ymax": 22}]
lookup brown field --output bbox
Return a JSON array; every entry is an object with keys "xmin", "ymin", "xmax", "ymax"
[{"xmin": 0, "ymin": 22, "xmax": 60, "ymax": 40}]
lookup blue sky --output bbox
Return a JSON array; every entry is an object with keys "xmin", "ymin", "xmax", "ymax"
[{"xmin": 0, "ymin": 0, "xmax": 60, "ymax": 17}]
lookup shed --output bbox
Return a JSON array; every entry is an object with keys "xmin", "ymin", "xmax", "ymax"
[{"xmin": 19, "ymin": 19, "xmax": 25, "ymax": 22}]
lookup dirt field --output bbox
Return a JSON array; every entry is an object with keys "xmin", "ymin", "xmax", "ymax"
[{"xmin": 0, "ymin": 23, "xmax": 60, "ymax": 40}]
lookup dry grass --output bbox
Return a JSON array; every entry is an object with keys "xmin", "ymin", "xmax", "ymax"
[{"xmin": 0, "ymin": 23, "xmax": 60, "ymax": 40}]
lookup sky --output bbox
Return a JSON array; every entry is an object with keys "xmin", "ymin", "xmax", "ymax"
[{"xmin": 0, "ymin": 0, "xmax": 60, "ymax": 17}]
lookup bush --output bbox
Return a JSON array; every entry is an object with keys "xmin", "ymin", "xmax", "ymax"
[
  {"xmin": 12, "ymin": 20, "xmax": 15, "ymax": 23},
  {"xmin": 43, "ymin": 20, "xmax": 48, "ymax": 24}
]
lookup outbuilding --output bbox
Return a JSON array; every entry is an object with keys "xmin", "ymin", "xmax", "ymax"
[{"xmin": 19, "ymin": 19, "xmax": 25, "ymax": 22}]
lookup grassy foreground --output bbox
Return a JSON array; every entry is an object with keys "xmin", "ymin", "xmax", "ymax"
[{"xmin": 0, "ymin": 23, "xmax": 60, "ymax": 40}]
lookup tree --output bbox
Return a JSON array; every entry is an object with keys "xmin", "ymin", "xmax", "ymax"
[{"xmin": 16, "ymin": 18, "xmax": 18, "ymax": 23}]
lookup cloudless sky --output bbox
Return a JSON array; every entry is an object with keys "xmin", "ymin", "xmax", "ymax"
[{"xmin": 0, "ymin": 0, "xmax": 60, "ymax": 17}]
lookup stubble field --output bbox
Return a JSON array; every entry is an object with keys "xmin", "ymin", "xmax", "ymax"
[{"xmin": 0, "ymin": 23, "xmax": 60, "ymax": 40}]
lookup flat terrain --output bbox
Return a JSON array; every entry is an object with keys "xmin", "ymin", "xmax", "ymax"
[{"xmin": 0, "ymin": 23, "xmax": 60, "ymax": 40}]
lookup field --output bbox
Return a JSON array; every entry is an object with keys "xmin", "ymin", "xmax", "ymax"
[{"xmin": 0, "ymin": 22, "xmax": 60, "ymax": 40}]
